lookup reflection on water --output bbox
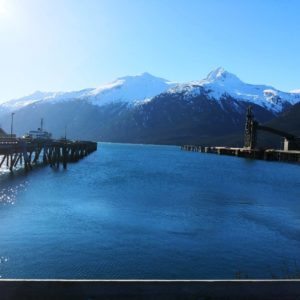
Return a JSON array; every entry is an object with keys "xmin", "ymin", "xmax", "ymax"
[
  {"xmin": 0, "ymin": 183, "xmax": 27, "ymax": 205},
  {"xmin": 0, "ymin": 143, "xmax": 299, "ymax": 279},
  {"xmin": 0, "ymin": 256, "xmax": 9, "ymax": 278},
  {"xmin": 0, "ymin": 171, "xmax": 28, "ymax": 205}
]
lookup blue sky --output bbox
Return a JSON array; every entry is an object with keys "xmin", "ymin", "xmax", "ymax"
[{"xmin": 0, "ymin": 0, "xmax": 299, "ymax": 101}]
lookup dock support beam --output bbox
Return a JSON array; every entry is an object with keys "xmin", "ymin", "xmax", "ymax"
[{"xmin": 0, "ymin": 139, "xmax": 97, "ymax": 173}]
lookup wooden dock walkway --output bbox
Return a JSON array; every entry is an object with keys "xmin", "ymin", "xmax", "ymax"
[
  {"xmin": 0, "ymin": 138, "xmax": 97, "ymax": 172},
  {"xmin": 181, "ymin": 145, "xmax": 300, "ymax": 163}
]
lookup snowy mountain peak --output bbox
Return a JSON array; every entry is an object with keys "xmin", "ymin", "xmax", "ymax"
[
  {"xmin": 1, "ymin": 70, "xmax": 299, "ymax": 114},
  {"xmin": 26, "ymin": 90, "xmax": 48, "ymax": 98},
  {"xmin": 168, "ymin": 68, "xmax": 300, "ymax": 113},
  {"xmin": 204, "ymin": 67, "xmax": 242, "ymax": 84},
  {"xmin": 88, "ymin": 72, "xmax": 175, "ymax": 106},
  {"xmin": 1, "ymin": 90, "xmax": 56, "ymax": 109},
  {"xmin": 116, "ymin": 72, "xmax": 170, "ymax": 84},
  {"xmin": 0, "ymin": 72, "xmax": 176, "ymax": 110},
  {"xmin": 207, "ymin": 67, "xmax": 225, "ymax": 80}
]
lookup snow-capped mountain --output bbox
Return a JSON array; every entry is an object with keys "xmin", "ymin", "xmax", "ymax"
[
  {"xmin": 0, "ymin": 68, "xmax": 299, "ymax": 146},
  {"xmin": 167, "ymin": 67, "xmax": 300, "ymax": 113},
  {"xmin": 86, "ymin": 72, "xmax": 176, "ymax": 106},
  {"xmin": 0, "ymin": 72, "xmax": 175, "ymax": 111},
  {"xmin": 1, "ymin": 68, "xmax": 298, "ymax": 114},
  {"xmin": 290, "ymin": 89, "xmax": 300, "ymax": 94},
  {"xmin": 0, "ymin": 91, "xmax": 56, "ymax": 111}
]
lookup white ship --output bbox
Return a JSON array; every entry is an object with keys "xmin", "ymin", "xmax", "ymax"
[{"xmin": 24, "ymin": 119, "xmax": 52, "ymax": 140}]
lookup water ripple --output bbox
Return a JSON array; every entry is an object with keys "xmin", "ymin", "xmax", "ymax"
[
  {"xmin": 0, "ymin": 183, "xmax": 28, "ymax": 205},
  {"xmin": 0, "ymin": 256, "xmax": 9, "ymax": 278}
]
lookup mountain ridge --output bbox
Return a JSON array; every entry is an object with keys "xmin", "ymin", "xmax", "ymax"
[
  {"xmin": 0, "ymin": 68, "xmax": 299, "ymax": 146},
  {"xmin": 1, "ymin": 68, "xmax": 299, "ymax": 113},
  {"xmin": 0, "ymin": 72, "xmax": 176, "ymax": 111},
  {"xmin": 167, "ymin": 67, "xmax": 299, "ymax": 113}
]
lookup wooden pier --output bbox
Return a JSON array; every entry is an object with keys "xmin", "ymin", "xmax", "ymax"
[
  {"xmin": 0, "ymin": 138, "xmax": 97, "ymax": 172},
  {"xmin": 181, "ymin": 145, "xmax": 300, "ymax": 163}
]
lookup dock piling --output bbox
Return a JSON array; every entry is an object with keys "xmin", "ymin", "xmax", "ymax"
[{"xmin": 0, "ymin": 138, "xmax": 97, "ymax": 173}]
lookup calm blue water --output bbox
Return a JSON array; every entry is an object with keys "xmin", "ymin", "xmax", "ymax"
[{"xmin": 0, "ymin": 143, "xmax": 299, "ymax": 279}]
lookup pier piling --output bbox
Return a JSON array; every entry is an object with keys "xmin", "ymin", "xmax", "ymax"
[{"xmin": 0, "ymin": 138, "xmax": 97, "ymax": 173}]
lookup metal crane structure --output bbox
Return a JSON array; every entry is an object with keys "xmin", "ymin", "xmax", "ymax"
[{"xmin": 244, "ymin": 106, "xmax": 300, "ymax": 151}]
